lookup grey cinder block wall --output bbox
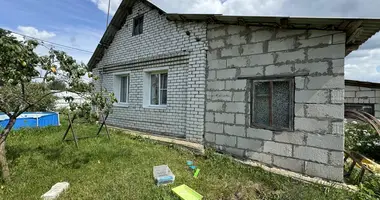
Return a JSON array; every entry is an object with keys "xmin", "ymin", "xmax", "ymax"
[
  {"xmin": 345, "ymin": 85, "xmax": 380, "ymax": 117},
  {"xmin": 94, "ymin": 1, "xmax": 207, "ymax": 142},
  {"xmin": 204, "ymin": 24, "xmax": 345, "ymax": 182}
]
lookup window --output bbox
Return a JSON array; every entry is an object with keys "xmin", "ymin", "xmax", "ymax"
[
  {"xmin": 150, "ymin": 72, "xmax": 167, "ymax": 105},
  {"xmin": 251, "ymin": 79, "xmax": 294, "ymax": 131},
  {"xmin": 132, "ymin": 15, "xmax": 144, "ymax": 36},
  {"xmin": 345, "ymin": 104, "xmax": 374, "ymax": 115},
  {"xmin": 113, "ymin": 73, "xmax": 130, "ymax": 105}
]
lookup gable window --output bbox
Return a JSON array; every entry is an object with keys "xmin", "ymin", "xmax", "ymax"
[
  {"xmin": 132, "ymin": 15, "xmax": 144, "ymax": 36},
  {"xmin": 251, "ymin": 79, "xmax": 294, "ymax": 131},
  {"xmin": 113, "ymin": 73, "xmax": 130, "ymax": 106}
]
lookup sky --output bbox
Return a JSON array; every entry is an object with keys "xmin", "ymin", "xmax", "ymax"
[{"xmin": 1, "ymin": 0, "xmax": 380, "ymax": 82}]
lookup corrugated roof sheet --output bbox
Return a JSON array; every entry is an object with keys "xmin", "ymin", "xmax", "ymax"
[
  {"xmin": 88, "ymin": 0, "xmax": 380, "ymax": 69},
  {"xmin": 345, "ymin": 79, "xmax": 380, "ymax": 89}
]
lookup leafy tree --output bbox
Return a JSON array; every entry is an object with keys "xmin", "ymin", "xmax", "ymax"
[
  {"xmin": 0, "ymin": 29, "xmax": 116, "ymax": 181},
  {"xmin": 47, "ymin": 79, "xmax": 67, "ymax": 91}
]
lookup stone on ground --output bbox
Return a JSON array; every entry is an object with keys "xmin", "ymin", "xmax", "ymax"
[{"xmin": 41, "ymin": 182, "xmax": 70, "ymax": 200}]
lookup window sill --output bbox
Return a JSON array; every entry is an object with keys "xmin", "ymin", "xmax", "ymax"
[
  {"xmin": 143, "ymin": 105, "xmax": 168, "ymax": 109},
  {"xmin": 114, "ymin": 103, "xmax": 130, "ymax": 108}
]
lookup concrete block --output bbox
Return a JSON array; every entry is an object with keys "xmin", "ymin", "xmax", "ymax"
[
  {"xmin": 225, "ymin": 125, "xmax": 246, "ymax": 137},
  {"xmin": 332, "ymin": 122, "xmax": 344, "ymax": 135},
  {"xmin": 205, "ymin": 112, "xmax": 214, "ymax": 122},
  {"xmin": 225, "ymin": 80, "xmax": 247, "ymax": 90},
  {"xmin": 247, "ymin": 128, "xmax": 273, "ymax": 140},
  {"xmin": 295, "ymin": 77, "xmax": 305, "ymax": 89},
  {"xmin": 221, "ymin": 46, "xmax": 240, "ymax": 57},
  {"xmin": 207, "ymin": 81, "xmax": 225, "ymax": 90},
  {"xmin": 215, "ymin": 113, "xmax": 234, "ymax": 124},
  {"xmin": 376, "ymin": 111, "xmax": 380, "ymax": 118},
  {"xmin": 206, "ymin": 102, "xmax": 224, "ymax": 112},
  {"xmin": 208, "ymin": 70, "xmax": 216, "ymax": 80},
  {"xmin": 226, "ymin": 102, "xmax": 246, "ymax": 113},
  {"xmin": 225, "ymin": 147, "xmax": 245, "ymax": 157},
  {"xmin": 298, "ymin": 35, "xmax": 332, "ymax": 48},
  {"xmin": 295, "ymin": 62, "xmax": 329, "ymax": 74},
  {"xmin": 241, "ymin": 43, "xmax": 264, "ymax": 56},
  {"xmin": 233, "ymin": 91, "xmax": 246, "ymax": 102},
  {"xmin": 331, "ymin": 89, "xmax": 344, "ymax": 104},
  {"xmin": 235, "ymin": 114, "xmax": 246, "ymax": 125},
  {"xmin": 376, "ymin": 104, "xmax": 380, "ymax": 111},
  {"xmin": 263, "ymin": 141, "xmax": 292, "ymax": 157},
  {"xmin": 344, "ymin": 97, "xmax": 354, "ymax": 103},
  {"xmin": 273, "ymin": 155, "xmax": 304, "ymax": 173},
  {"xmin": 375, "ymin": 90, "xmax": 380, "ymax": 97},
  {"xmin": 227, "ymin": 57, "xmax": 248, "ymax": 68},
  {"xmin": 332, "ymin": 59, "xmax": 344, "ymax": 74},
  {"xmin": 247, "ymin": 53, "xmax": 275, "ymax": 66},
  {"xmin": 305, "ymin": 162, "xmax": 343, "ymax": 182},
  {"xmin": 246, "ymin": 151, "xmax": 272, "ymax": 164},
  {"xmin": 344, "ymin": 91, "xmax": 355, "ymax": 98},
  {"xmin": 274, "ymin": 131, "xmax": 304, "ymax": 145},
  {"xmin": 309, "ymin": 30, "xmax": 340, "ymax": 38},
  {"xmin": 268, "ymin": 37, "xmax": 295, "ymax": 52},
  {"xmin": 216, "ymin": 134, "xmax": 236, "ymax": 147},
  {"xmin": 306, "ymin": 133, "xmax": 343, "ymax": 151},
  {"xmin": 226, "ymin": 34, "xmax": 246, "ymax": 45},
  {"xmin": 295, "ymin": 90, "xmax": 329, "ymax": 103},
  {"xmin": 276, "ymin": 49, "xmax": 305, "ymax": 63},
  {"xmin": 359, "ymin": 87, "xmax": 372, "ymax": 91},
  {"xmin": 306, "ymin": 76, "xmax": 344, "ymax": 89},
  {"xmin": 210, "ymin": 59, "xmax": 227, "ymax": 69},
  {"xmin": 333, "ymin": 33, "xmax": 346, "ymax": 44},
  {"xmin": 208, "ymin": 28, "xmax": 226, "ymax": 39},
  {"xmin": 276, "ymin": 29, "xmax": 306, "ymax": 38},
  {"xmin": 305, "ymin": 104, "xmax": 343, "ymax": 119},
  {"xmin": 295, "ymin": 104, "xmax": 305, "ymax": 117},
  {"xmin": 210, "ymin": 39, "xmax": 225, "ymax": 49},
  {"xmin": 208, "ymin": 23, "xmax": 224, "ymax": 29},
  {"xmin": 294, "ymin": 146, "xmax": 328, "ymax": 163},
  {"xmin": 217, "ymin": 69, "xmax": 237, "ymax": 79},
  {"xmin": 294, "ymin": 117, "xmax": 328, "ymax": 134},
  {"xmin": 41, "ymin": 182, "xmax": 70, "ymax": 200},
  {"xmin": 265, "ymin": 64, "xmax": 293, "ymax": 76},
  {"xmin": 250, "ymin": 30, "xmax": 273, "ymax": 43},
  {"xmin": 356, "ymin": 91, "xmax": 375, "ymax": 98},
  {"xmin": 376, "ymin": 97, "xmax": 380, "ymax": 104},
  {"xmin": 237, "ymin": 137, "xmax": 263, "ymax": 151},
  {"xmin": 345, "ymin": 85, "xmax": 359, "ymax": 91},
  {"xmin": 205, "ymin": 132, "xmax": 216, "ymax": 143},
  {"xmin": 205, "ymin": 122, "xmax": 223, "ymax": 133},
  {"xmin": 240, "ymin": 67, "xmax": 264, "ymax": 76},
  {"xmin": 308, "ymin": 44, "xmax": 345, "ymax": 60},
  {"xmin": 227, "ymin": 25, "xmax": 247, "ymax": 35},
  {"xmin": 210, "ymin": 91, "xmax": 232, "ymax": 101},
  {"xmin": 329, "ymin": 151, "xmax": 344, "ymax": 166}
]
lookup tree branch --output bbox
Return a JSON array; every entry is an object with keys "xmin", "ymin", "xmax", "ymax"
[{"xmin": 16, "ymin": 91, "xmax": 60, "ymax": 116}]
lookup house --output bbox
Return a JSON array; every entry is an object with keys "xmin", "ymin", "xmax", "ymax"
[
  {"xmin": 88, "ymin": 0, "xmax": 380, "ymax": 182},
  {"xmin": 345, "ymin": 79, "xmax": 380, "ymax": 117}
]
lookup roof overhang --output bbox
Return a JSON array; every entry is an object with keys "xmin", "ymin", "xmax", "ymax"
[{"xmin": 345, "ymin": 79, "xmax": 380, "ymax": 89}]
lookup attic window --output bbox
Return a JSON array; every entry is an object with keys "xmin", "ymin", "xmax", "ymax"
[{"xmin": 133, "ymin": 15, "xmax": 144, "ymax": 36}]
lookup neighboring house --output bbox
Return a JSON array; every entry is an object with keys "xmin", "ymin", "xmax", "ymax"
[
  {"xmin": 88, "ymin": 0, "xmax": 380, "ymax": 182},
  {"xmin": 345, "ymin": 79, "xmax": 380, "ymax": 117},
  {"xmin": 53, "ymin": 91, "xmax": 85, "ymax": 109}
]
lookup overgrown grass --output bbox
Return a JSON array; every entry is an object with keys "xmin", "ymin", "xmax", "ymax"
[{"xmin": 0, "ymin": 119, "xmax": 369, "ymax": 199}]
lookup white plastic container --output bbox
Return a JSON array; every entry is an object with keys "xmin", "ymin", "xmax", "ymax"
[{"xmin": 153, "ymin": 165, "xmax": 175, "ymax": 186}]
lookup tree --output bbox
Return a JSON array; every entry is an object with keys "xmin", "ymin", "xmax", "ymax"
[{"xmin": 0, "ymin": 29, "xmax": 115, "ymax": 181}]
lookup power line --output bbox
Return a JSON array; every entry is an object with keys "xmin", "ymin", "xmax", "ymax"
[{"xmin": 4, "ymin": 29, "xmax": 94, "ymax": 54}]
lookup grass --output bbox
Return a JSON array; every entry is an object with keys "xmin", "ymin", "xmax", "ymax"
[{"xmin": 0, "ymin": 119, "xmax": 370, "ymax": 200}]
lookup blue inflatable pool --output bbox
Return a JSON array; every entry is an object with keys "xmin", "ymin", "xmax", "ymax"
[{"xmin": 0, "ymin": 112, "xmax": 60, "ymax": 130}]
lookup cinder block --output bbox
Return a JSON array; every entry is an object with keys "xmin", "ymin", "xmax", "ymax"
[
  {"xmin": 295, "ymin": 62, "xmax": 329, "ymax": 74},
  {"xmin": 298, "ymin": 35, "xmax": 332, "ymax": 48},
  {"xmin": 247, "ymin": 53, "xmax": 274, "ymax": 66},
  {"xmin": 240, "ymin": 67, "xmax": 264, "ymax": 76},
  {"xmin": 345, "ymin": 85, "xmax": 359, "ymax": 91},
  {"xmin": 375, "ymin": 90, "xmax": 380, "ymax": 98},
  {"xmin": 227, "ymin": 57, "xmax": 248, "ymax": 68},
  {"xmin": 276, "ymin": 29, "xmax": 306, "ymax": 38},
  {"xmin": 250, "ymin": 30, "xmax": 273, "ymax": 43},
  {"xmin": 332, "ymin": 59, "xmax": 344, "ymax": 74},
  {"xmin": 331, "ymin": 89, "xmax": 344, "ymax": 104},
  {"xmin": 333, "ymin": 33, "xmax": 346, "ymax": 44},
  {"xmin": 207, "ymin": 81, "xmax": 225, "ymax": 90},
  {"xmin": 274, "ymin": 131, "xmax": 304, "ymax": 145},
  {"xmin": 295, "ymin": 77, "xmax": 305, "ymax": 89},
  {"xmin": 305, "ymin": 104, "xmax": 344, "ymax": 119},
  {"xmin": 225, "ymin": 80, "xmax": 247, "ymax": 90},
  {"xmin": 226, "ymin": 34, "xmax": 246, "ymax": 45},
  {"xmin": 305, "ymin": 161, "xmax": 343, "ymax": 182},
  {"xmin": 265, "ymin": 64, "xmax": 293, "ymax": 76},
  {"xmin": 210, "ymin": 91, "xmax": 232, "ymax": 101},
  {"xmin": 221, "ymin": 46, "xmax": 240, "ymax": 57},
  {"xmin": 208, "ymin": 70, "xmax": 216, "ymax": 80},
  {"xmin": 205, "ymin": 122, "xmax": 223, "ymax": 133},
  {"xmin": 225, "ymin": 102, "xmax": 246, "ymax": 113},
  {"xmin": 268, "ymin": 37, "xmax": 295, "ymax": 52},
  {"xmin": 329, "ymin": 151, "xmax": 344, "ymax": 166},
  {"xmin": 206, "ymin": 102, "xmax": 224, "ymax": 112},
  {"xmin": 241, "ymin": 43, "xmax": 264, "ymax": 56},
  {"xmin": 356, "ymin": 91, "xmax": 375, "ymax": 98},
  {"xmin": 205, "ymin": 132, "xmax": 216, "ymax": 143},
  {"xmin": 208, "ymin": 28, "xmax": 226, "ymax": 39},
  {"xmin": 306, "ymin": 76, "xmax": 344, "ymax": 89},
  {"xmin": 209, "ymin": 39, "xmax": 225, "ymax": 49},
  {"xmin": 235, "ymin": 114, "xmax": 246, "ymax": 125},
  {"xmin": 306, "ymin": 133, "xmax": 343, "ymax": 151},
  {"xmin": 273, "ymin": 155, "xmax": 304, "ymax": 173},
  {"xmin": 308, "ymin": 44, "xmax": 345, "ymax": 60},
  {"xmin": 294, "ymin": 117, "xmax": 329, "ymax": 134},
  {"xmin": 233, "ymin": 91, "xmax": 246, "ymax": 102},
  {"xmin": 210, "ymin": 59, "xmax": 227, "ymax": 69},
  {"xmin": 332, "ymin": 122, "xmax": 344, "ymax": 135},
  {"xmin": 225, "ymin": 125, "xmax": 246, "ymax": 137},
  {"xmin": 215, "ymin": 113, "xmax": 234, "ymax": 124},
  {"xmin": 225, "ymin": 147, "xmax": 245, "ymax": 157},
  {"xmin": 227, "ymin": 25, "xmax": 247, "ymax": 35},
  {"xmin": 215, "ymin": 134, "xmax": 236, "ymax": 147},
  {"xmin": 344, "ymin": 91, "xmax": 355, "ymax": 98},
  {"xmin": 247, "ymin": 128, "xmax": 273, "ymax": 140},
  {"xmin": 295, "ymin": 90, "xmax": 329, "ymax": 103},
  {"xmin": 309, "ymin": 30, "xmax": 340, "ymax": 38},
  {"xmin": 237, "ymin": 137, "xmax": 263, "ymax": 151},
  {"xmin": 263, "ymin": 141, "xmax": 292, "ymax": 157},
  {"xmin": 276, "ymin": 49, "xmax": 305, "ymax": 63},
  {"xmin": 294, "ymin": 146, "xmax": 328, "ymax": 163},
  {"xmin": 295, "ymin": 104, "xmax": 305, "ymax": 117},
  {"xmin": 246, "ymin": 151, "xmax": 272, "ymax": 164},
  {"xmin": 205, "ymin": 112, "xmax": 214, "ymax": 122},
  {"xmin": 217, "ymin": 69, "xmax": 237, "ymax": 79}
]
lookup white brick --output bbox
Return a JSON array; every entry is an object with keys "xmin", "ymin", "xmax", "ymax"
[
  {"xmin": 265, "ymin": 64, "xmax": 293, "ymax": 76},
  {"xmin": 268, "ymin": 37, "xmax": 295, "ymax": 52},
  {"xmin": 307, "ymin": 133, "xmax": 343, "ymax": 151},
  {"xmin": 307, "ymin": 76, "xmax": 344, "ymax": 89},
  {"xmin": 294, "ymin": 117, "xmax": 328, "ymax": 133},
  {"xmin": 225, "ymin": 80, "xmax": 247, "ymax": 90},
  {"xmin": 205, "ymin": 122, "xmax": 223, "ymax": 133},
  {"xmin": 241, "ymin": 43, "xmax": 264, "ymax": 56},
  {"xmin": 295, "ymin": 90, "xmax": 329, "ymax": 103},
  {"xmin": 299, "ymin": 35, "xmax": 332, "ymax": 48},
  {"xmin": 305, "ymin": 104, "xmax": 343, "ymax": 119},
  {"xmin": 215, "ymin": 113, "xmax": 234, "ymax": 123},
  {"xmin": 225, "ymin": 125, "xmax": 245, "ymax": 137},
  {"xmin": 305, "ymin": 162, "xmax": 343, "ymax": 182},
  {"xmin": 237, "ymin": 138, "xmax": 263, "ymax": 150},
  {"xmin": 221, "ymin": 46, "xmax": 240, "ymax": 57},
  {"xmin": 295, "ymin": 62, "xmax": 329, "ymax": 74},
  {"xmin": 225, "ymin": 102, "xmax": 246, "ymax": 113},
  {"xmin": 210, "ymin": 59, "xmax": 227, "ymax": 69},
  {"xmin": 329, "ymin": 151, "xmax": 344, "ymax": 166},
  {"xmin": 250, "ymin": 30, "xmax": 273, "ymax": 42},
  {"xmin": 246, "ymin": 151, "xmax": 272, "ymax": 164},
  {"xmin": 247, "ymin": 128, "xmax": 273, "ymax": 140},
  {"xmin": 294, "ymin": 146, "xmax": 328, "ymax": 163},
  {"xmin": 276, "ymin": 49, "xmax": 305, "ymax": 63},
  {"xmin": 215, "ymin": 134, "xmax": 236, "ymax": 147},
  {"xmin": 273, "ymin": 156, "xmax": 303, "ymax": 173},
  {"xmin": 308, "ymin": 44, "xmax": 345, "ymax": 60},
  {"xmin": 263, "ymin": 141, "xmax": 292, "ymax": 157},
  {"xmin": 217, "ymin": 69, "xmax": 236, "ymax": 79},
  {"xmin": 274, "ymin": 131, "xmax": 304, "ymax": 145}
]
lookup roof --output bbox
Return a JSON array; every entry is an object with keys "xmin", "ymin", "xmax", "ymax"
[
  {"xmin": 345, "ymin": 79, "xmax": 380, "ymax": 89},
  {"xmin": 88, "ymin": 0, "xmax": 380, "ymax": 69}
]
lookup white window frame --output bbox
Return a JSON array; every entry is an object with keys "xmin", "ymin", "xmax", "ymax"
[
  {"xmin": 113, "ymin": 71, "xmax": 131, "ymax": 107},
  {"xmin": 143, "ymin": 67, "xmax": 169, "ymax": 109}
]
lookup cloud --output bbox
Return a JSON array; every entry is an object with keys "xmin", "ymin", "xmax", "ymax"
[
  {"xmin": 91, "ymin": 0, "xmax": 122, "ymax": 15},
  {"xmin": 17, "ymin": 26, "xmax": 56, "ymax": 40}
]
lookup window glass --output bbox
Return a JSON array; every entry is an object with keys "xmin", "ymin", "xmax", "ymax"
[
  {"xmin": 150, "ymin": 74, "xmax": 159, "ymax": 105},
  {"xmin": 133, "ymin": 15, "xmax": 144, "ymax": 36}
]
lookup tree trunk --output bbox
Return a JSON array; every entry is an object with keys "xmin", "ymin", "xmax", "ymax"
[{"xmin": 0, "ymin": 117, "xmax": 16, "ymax": 182}]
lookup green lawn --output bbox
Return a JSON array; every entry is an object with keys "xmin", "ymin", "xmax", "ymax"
[{"xmin": 0, "ymin": 119, "xmax": 368, "ymax": 199}]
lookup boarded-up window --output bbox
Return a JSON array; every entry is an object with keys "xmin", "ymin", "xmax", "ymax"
[
  {"xmin": 252, "ymin": 79, "xmax": 294, "ymax": 130},
  {"xmin": 133, "ymin": 15, "xmax": 144, "ymax": 36}
]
